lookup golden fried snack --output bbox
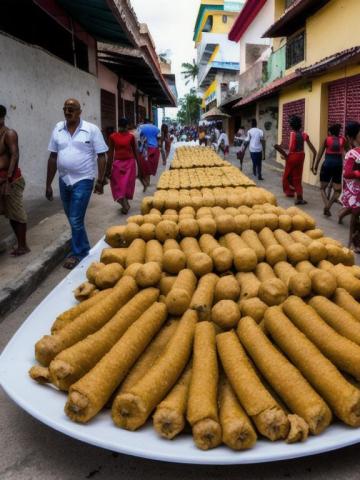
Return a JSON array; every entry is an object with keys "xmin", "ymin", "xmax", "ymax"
[
  {"xmin": 94, "ymin": 263, "xmax": 124, "ymax": 289},
  {"xmin": 290, "ymin": 232, "xmax": 327, "ymax": 264},
  {"xmin": 190, "ymin": 273, "xmax": 218, "ymax": 320},
  {"xmin": 308, "ymin": 296, "xmax": 360, "ymax": 345},
  {"xmin": 274, "ymin": 261, "xmax": 311, "ymax": 298},
  {"xmin": 258, "ymin": 227, "xmax": 287, "ymax": 266},
  {"xmin": 237, "ymin": 316, "xmax": 332, "ymax": 435},
  {"xmin": 29, "ymin": 365, "xmax": 51, "ymax": 384},
  {"xmin": 248, "ymin": 213, "xmax": 266, "ymax": 232},
  {"xmin": 239, "ymin": 297, "xmax": 267, "ymax": 324},
  {"xmin": 215, "ymin": 214, "xmax": 236, "ymax": 235},
  {"xmin": 51, "ymin": 289, "xmax": 112, "ymax": 334},
  {"xmin": 155, "ymin": 220, "xmax": 179, "ymax": 242},
  {"xmin": 166, "ymin": 269, "xmax": 197, "ymax": 315},
  {"xmin": 73, "ymin": 282, "xmax": 97, "ymax": 302},
  {"xmin": 187, "ymin": 322, "xmax": 221, "ymax": 450},
  {"xmin": 86, "ymin": 262, "xmax": 105, "ymax": 284},
  {"xmin": 287, "ymin": 207, "xmax": 316, "ymax": 230},
  {"xmin": 105, "ymin": 225, "xmax": 127, "ymax": 247},
  {"xmin": 274, "ymin": 230, "xmax": 309, "ymax": 264},
  {"xmin": 127, "ymin": 214, "xmax": 144, "ymax": 225},
  {"xmin": 125, "ymin": 239, "xmax": 146, "ymax": 267},
  {"xmin": 112, "ymin": 309, "xmax": 197, "ymax": 430},
  {"xmin": 181, "ymin": 237, "xmax": 213, "ymax": 277},
  {"xmin": 159, "ymin": 276, "xmax": 177, "ymax": 296},
  {"xmin": 286, "ymin": 414, "xmax": 309, "ymax": 444},
  {"xmin": 123, "ymin": 223, "xmax": 141, "ymax": 245},
  {"xmin": 100, "ymin": 248, "xmax": 127, "ymax": 267},
  {"xmin": 265, "ymin": 305, "xmax": 360, "ymax": 426},
  {"xmin": 255, "ymin": 263, "xmax": 276, "ymax": 282},
  {"xmin": 212, "ymin": 300, "xmax": 240, "ymax": 330},
  {"xmin": 305, "ymin": 228, "xmax": 324, "ymax": 240},
  {"xmin": 224, "ymin": 233, "xmax": 258, "ymax": 272},
  {"xmin": 283, "ymin": 297, "xmax": 360, "ymax": 380},
  {"xmin": 214, "ymin": 275, "xmax": 240, "ymax": 302},
  {"xmin": 233, "ymin": 214, "xmax": 250, "ymax": 234},
  {"xmin": 278, "ymin": 214, "xmax": 292, "ymax": 232},
  {"xmin": 322, "ymin": 262, "xmax": 360, "ymax": 298},
  {"xmin": 258, "ymin": 278, "xmax": 288, "ymax": 306},
  {"xmin": 163, "ymin": 239, "xmax": 181, "ymax": 252},
  {"xmin": 153, "ymin": 365, "xmax": 192, "ymax": 439},
  {"xmin": 135, "ymin": 262, "xmax": 162, "ymax": 288},
  {"xmin": 197, "ymin": 216, "xmax": 217, "ymax": 236},
  {"xmin": 48, "ymin": 288, "xmax": 159, "ymax": 391},
  {"xmin": 236, "ymin": 272, "xmax": 260, "ymax": 301},
  {"xmin": 36, "ymin": 276, "xmax": 138, "ymax": 366},
  {"xmin": 325, "ymin": 244, "xmax": 355, "ymax": 266},
  {"xmin": 123, "ymin": 263, "xmax": 142, "ymax": 279},
  {"xmin": 145, "ymin": 239, "xmax": 163, "ymax": 265},
  {"xmin": 162, "ymin": 249, "xmax": 187, "ymax": 274},
  {"xmin": 241, "ymin": 230, "xmax": 266, "ymax": 262},
  {"xmin": 119, "ymin": 319, "xmax": 178, "ymax": 394},
  {"xmin": 65, "ymin": 302, "xmax": 167, "ymax": 423},
  {"xmin": 263, "ymin": 213, "xmax": 279, "ymax": 231},
  {"xmin": 334, "ymin": 288, "xmax": 360, "ymax": 320},
  {"xmin": 199, "ymin": 234, "xmax": 233, "ymax": 273},
  {"xmin": 178, "ymin": 219, "xmax": 200, "ymax": 238},
  {"xmin": 219, "ymin": 378, "xmax": 257, "ymax": 450},
  {"xmin": 217, "ymin": 331, "xmax": 289, "ymax": 440},
  {"xmin": 139, "ymin": 223, "xmax": 156, "ymax": 241}
]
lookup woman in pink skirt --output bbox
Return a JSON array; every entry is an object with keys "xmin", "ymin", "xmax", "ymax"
[{"xmin": 107, "ymin": 118, "xmax": 143, "ymax": 214}]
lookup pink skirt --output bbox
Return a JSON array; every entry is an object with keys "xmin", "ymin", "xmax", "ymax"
[{"xmin": 110, "ymin": 158, "xmax": 136, "ymax": 201}]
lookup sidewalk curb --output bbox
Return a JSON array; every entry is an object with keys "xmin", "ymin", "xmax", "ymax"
[{"xmin": 0, "ymin": 232, "xmax": 71, "ymax": 318}]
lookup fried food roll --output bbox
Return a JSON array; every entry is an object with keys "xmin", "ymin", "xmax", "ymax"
[
  {"xmin": 125, "ymin": 239, "xmax": 146, "ymax": 267},
  {"xmin": 237, "ymin": 316, "xmax": 332, "ymax": 435},
  {"xmin": 274, "ymin": 230, "xmax": 309, "ymax": 264},
  {"xmin": 36, "ymin": 276, "xmax": 138, "ymax": 366},
  {"xmin": 255, "ymin": 263, "xmax": 276, "ymax": 282},
  {"xmin": 214, "ymin": 275, "xmax": 240, "ymax": 302},
  {"xmin": 187, "ymin": 322, "xmax": 221, "ymax": 450},
  {"xmin": 265, "ymin": 306, "xmax": 360, "ymax": 427},
  {"xmin": 290, "ymin": 232, "xmax": 327, "ymax": 264},
  {"xmin": 239, "ymin": 297, "xmax": 267, "ymax": 324},
  {"xmin": 236, "ymin": 272, "xmax": 260, "ymax": 301},
  {"xmin": 286, "ymin": 414, "xmax": 309, "ymax": 444},
  {"xmin": 180, "ymin": 237, "xmax": 213, "ymax": 277},
  {"xmin": 86, "ymin": 262, "xmax": 105, "ymax": 284},
  {"xmin": 100, "ymin": 248, "xmax": 128, "ymax": 267},
  {"xmin": 145, "ymin": 239, "xmax": 163, "ymax": 265},
  {"xmin": 219, "ymin": 377, "xmax": 257, "ymax": 450},
  {"xmin": 65, "ymin": 302, "xmax": 167, "ymax": 423},
  {"xmin": 163, "ymin": 239, "xmax": 181, "ymax": 252},
  {"xmin": 135, "ymin": 262, "xmax": 162, "ymax": 288},
  {"xmin": 223, "ymin": 233, "xmax": 258, "ymax": 272},
  {"xmin": 295, "ymin": 260, "xmax": 337, "ymax": 297},
  {"xmin": 165, "ymin": 269, "xmax": 197, "ymax": 315},
  {"xmin": 112, "ymin": 309, "xmax": 197, "ymax": 431},
  {"xmin": 216, "ymin": 330, "xmax": 289, "ymax": 440},
  {"xmin": 51, "ymin": 289, "xmax": 112, "ymax": 334},
  {"xmin": 190, "ymin": 273, "xmax": 218, "ymax": 320},
  {"xmin": 49, "ymin": 288, "xmax": 159, "ymax": 390},
  {"xmin": 258, "ymin": 278, "xmax": 288, "ymax": 306},
  {"xmin": 334, "ymin": 288, "xmax": 360, "ymax": 320},
  {"xmin": 274, "ymin": 261, "xmax": 311, "ymax": 298},
  {"xmin": 308, "ymin": 296, "xmax": 360, "ymax": 345},
  {"xmin": 29, "ymin": 365, "xmax": 51, "ymax": 384},
  {"xmin": 73, "ymin": 282, "xmax": 97, "ymax": 302},
  {"xmin": 119, "ymin": 319, "xmax": 178, "ymax": 394},
  {"xmin": 241, "ymin": 230, "xmax": 266, "ymax": 262},
  {"xmin": 283, "ymin": 296, "xmax": 360, "ymax": 380},
  {"xmin": 319, "ymin": 262, "xmax": 360, "ymax": 298},
  {"xmin": 153, "ymin": 365, "xmax": 192, "ymax": 440},
  {"xmin": 212, "ymin": 300, "xmax": 241, "ymax": 330},
  {"xmin": 94, "ymin": 263, "xmax": 124, "ymax": 289},
  {"xmin": 199, "ymin": 234, "xmax": 233, "ymax": 273},
  {"xmin": 159, "ymin": 275, "xmax": 177, "ymax": 296},
  {"xmin": 258, "ymin": 227, "xmax": 287, "ymax": 266}
]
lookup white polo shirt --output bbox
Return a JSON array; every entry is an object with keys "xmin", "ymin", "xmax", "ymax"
[
  {"xmin": 48, "ymin": 120, "xmax": 108, "ymax": 186},
  {"xmin": 245, "ymin": 127, "xmax": 264, "ymax": 153}
]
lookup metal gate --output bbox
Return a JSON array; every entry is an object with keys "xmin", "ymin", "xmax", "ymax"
[{"xmin": 328, "ymin": 74, "xmax": 360, "ymax": 128}]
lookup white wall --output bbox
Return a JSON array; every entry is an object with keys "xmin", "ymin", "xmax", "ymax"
[
  {"xmin": 239, "ymin": 0, "xmax": 274, "ymax": 74},
  {"xmin": 0, "ymin": 32, "xmax": 101, "ymax": 189}
]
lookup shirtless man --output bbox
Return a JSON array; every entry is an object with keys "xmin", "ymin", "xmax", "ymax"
[{"xmin": 0, "ymin": 105, "xmax": 29, "ymax": 256}]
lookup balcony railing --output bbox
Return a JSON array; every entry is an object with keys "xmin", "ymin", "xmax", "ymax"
[
  {"xmin": 265, "ymin": 44, "xmax": 286, "ymax": 84},
  {"xmin": 237, "ymin": 60, "xmax": 268, "ymax": 98}
]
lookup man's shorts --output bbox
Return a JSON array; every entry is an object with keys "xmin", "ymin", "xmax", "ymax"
[{"xmin": 0, "ymin": 176, "xmax": 27, "ymax": 223}]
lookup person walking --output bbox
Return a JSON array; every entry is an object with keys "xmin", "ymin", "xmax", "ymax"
[
  {"xmin": 160, "ymin": 123, "xmax": 172, "ymax": 165},
  {"xmin": 244, "ymin": 119, "xmax": 265, "ymax": 180},
  {"xmin": 217, "ymin": 129, "xmax": 229, "ymax": 157},
  {"xmin": 0, "ymin": 105, "xmax": 30, "ymax": 256},
  {"xmin": 312, "ymin": 124, "xmax": 346, "ymax": 216},
  {"xmin": 339, "ymin": 121, "xmax": 360, "ymax": 252},
  {"xmin": 138, "ymin": 118, "xmax": 160, "ymax": 186},
  {"xmin": 106, "ymin": 117, "xmax": 143, "ymax": 215},
  {"xmin": 275, "ymin": 115, "xmax": 317, "ymax": 205},
  {"xmin": 46, "ymin": 98, "xmax": 108, "ymax": 269}
]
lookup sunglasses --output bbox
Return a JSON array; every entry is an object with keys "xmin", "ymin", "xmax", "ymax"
[{"xmin": 63, "ymin": 106, "xmax": 80, "ymax": 113}]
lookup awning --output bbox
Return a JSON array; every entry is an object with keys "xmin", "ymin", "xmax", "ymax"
[
  {"xmin": 233, "ymin": 72, "xmax": 301, "ymax": 108},
  {"xmin": 263, "ymin": 0, "xmax": 331, "ymax": 38},
  {"xmin": 202, "ymin": 107, "xmax": 231, "ymax": 120},
  {"xmin": 300, "ymin": 46, "xmax": 360, "ymax": 77}
]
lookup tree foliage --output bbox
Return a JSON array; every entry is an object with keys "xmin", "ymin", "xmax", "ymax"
[
  {"xmin": 181, "ymin": 60, "xmax": 199, "ymax": 86},
  {"xmin": 176, "ymin": 88, "xmax": 202, "ymax": 125}
]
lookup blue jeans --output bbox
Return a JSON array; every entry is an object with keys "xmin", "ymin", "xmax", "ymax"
[
  {"xmin": 59, "ymin": 178, "xmax": 94, "ymax": 259},
  {"xmin": 250, "ymin": 151, "xmax": 263, "ymax": 178}
]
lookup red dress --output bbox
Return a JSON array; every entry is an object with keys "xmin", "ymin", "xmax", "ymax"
[
  {"xmin": 283, "ymin": 131, "xmax": 309, "ymax": 197},
  {"xmin": 341, "ymin": 147, "xmax": 360, "ymax": 211},
  {"xmin": 109, "ymin": 132, "xmax": 137, "ymax": 201}
]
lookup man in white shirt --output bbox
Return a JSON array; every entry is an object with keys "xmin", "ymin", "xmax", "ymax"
[
  {"xmin": 217, "ymin": 130, "xmax": 229, "ymax": 157},
  {"xmin": 45, "ymin": 98, "xmax": 108, "ymax": 269},
  {"xmin": 244, "ymin": 119, "xmax": 265, "ymax": 180}
]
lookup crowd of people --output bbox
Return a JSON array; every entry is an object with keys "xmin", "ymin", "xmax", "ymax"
[{"xmin": 1, "ymin": 98, "xmax": 360, "ymax": 270}]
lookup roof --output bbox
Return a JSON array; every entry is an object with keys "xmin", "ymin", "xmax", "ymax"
[
  {"xmin": 263, "ymin": 0, "xmax": 331, "ymax": 38},
  {"xmin": 300, "ymin": 46, "xmax": 360, "ymax": 77},
  {"xmin": 229, "ymin": 0, "xmax": 267, "ymax": 42},
  {"xmin": 233, "ymin": 71, "xmax": 301, "ymax": 108},
  {"xmin": 202, "ymin": 107, "xmax": 231, "ymax": 119},
  {"xmin": 193, "ymin": 3, "xmax": 224, "ymax": 42}
]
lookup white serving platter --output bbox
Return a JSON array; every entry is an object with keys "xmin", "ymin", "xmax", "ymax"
[{"xmin": 1, "ymin": 239, "xmax": 360, "ymax": 465}]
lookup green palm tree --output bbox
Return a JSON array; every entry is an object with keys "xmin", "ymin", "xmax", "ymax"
[{"xmin": 181, "ymin": 60, "xmax": 199, "ymax": 86}]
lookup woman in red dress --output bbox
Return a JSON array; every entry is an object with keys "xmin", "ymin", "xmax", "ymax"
[{"xmin": 106, "ymin": 118, "xmax": 143, "ymax": 214}]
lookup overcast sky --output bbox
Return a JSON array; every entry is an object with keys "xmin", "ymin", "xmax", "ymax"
[{"xmin": 131, "ymin": 0, "xmax": 200, "ymax": 115}]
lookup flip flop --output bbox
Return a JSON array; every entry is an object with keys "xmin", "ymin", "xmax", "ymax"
[
  {"xmin": 10, "ymin": 247, "xmax": 30, "ymax": 257},
  {"xmin": 63, "ymin": 256, "xmax": 81, "ymax": 270}
]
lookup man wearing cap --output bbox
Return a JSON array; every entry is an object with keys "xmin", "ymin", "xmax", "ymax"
[{"xmin": 46, "ymin": 99, "xmax": 108, "ymax": 269}]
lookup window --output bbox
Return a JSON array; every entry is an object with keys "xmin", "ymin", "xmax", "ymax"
[
  {"xmin": 286, "ymin": 31, "xmax": 305, "ymax": 69},
  {"xmin": 222, "ymin": 15, "xmax": 228, "ymax": 23}
]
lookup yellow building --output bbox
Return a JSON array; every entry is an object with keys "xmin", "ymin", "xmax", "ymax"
[{"xmin": 265, "ymin": 0, "xmax": 360, "ymax": 184}]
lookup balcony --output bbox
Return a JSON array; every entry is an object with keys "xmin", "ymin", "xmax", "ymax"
[
  {"xmin": 265, "ymin": 44, "xmax": 286, "ymax": 84},
  {"xmin": 237, "ymin": 60, "xmax": 268, "ymax": 98}
]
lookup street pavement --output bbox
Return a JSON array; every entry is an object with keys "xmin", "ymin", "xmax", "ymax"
[{"xmin": 1, "ymin": 146, "xmax": 360, "ymax": 479}]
